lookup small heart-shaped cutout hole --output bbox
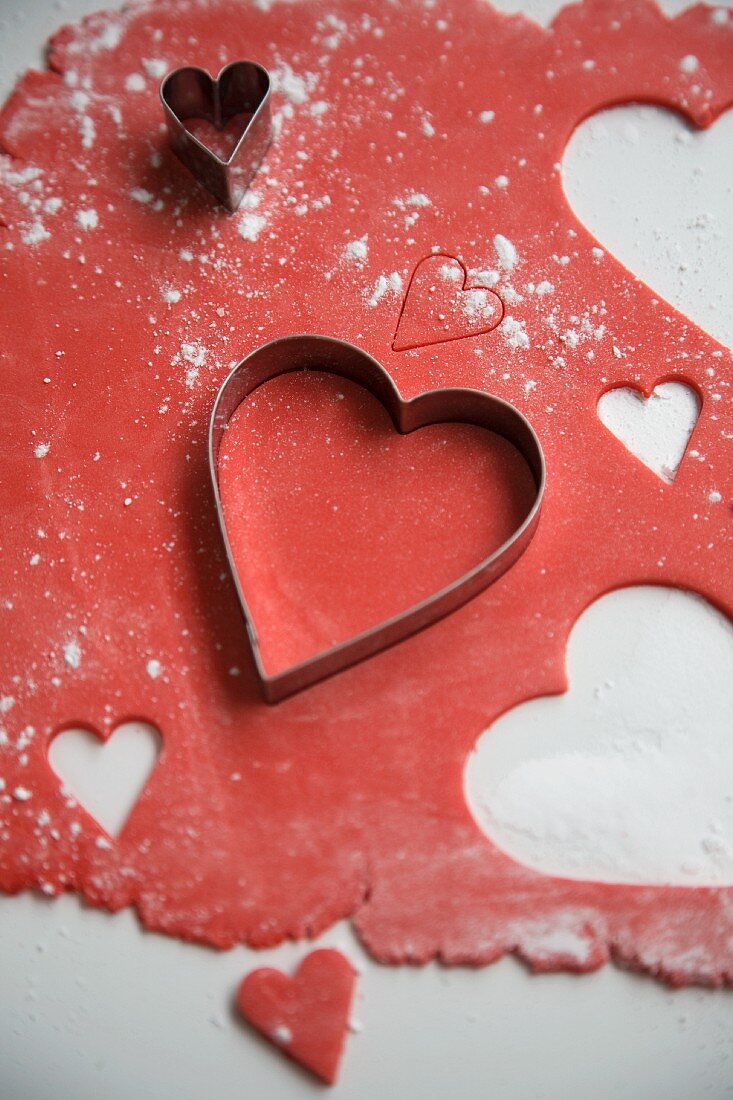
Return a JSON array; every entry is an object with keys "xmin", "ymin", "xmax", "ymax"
[
  {"xmin": 597, "ymin": 380, "xmax": 700, "ymax": 482},
  {"xmin": 48, "ymin": 720, "xmax": 162, "ymax": 837}
]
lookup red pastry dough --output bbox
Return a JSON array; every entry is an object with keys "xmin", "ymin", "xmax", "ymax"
[
  {"xmin": 1, "ymin": 0, "xmax": 732, "ymax": 988},
  {"xmin": 237, "ymin": 949, "xmax": 356, "ymax": 1085},
  {"xmin": 217, "ymin": 369, "xmax": 537, "ymax": 679}
]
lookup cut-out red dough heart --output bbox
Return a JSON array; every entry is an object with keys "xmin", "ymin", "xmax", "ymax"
[
  {"xmin": 393, "ymin": 254, "xmax": 504, "ymax": 351},
  {"xmin": 237, "ymin": 949, "xmax": 356, "ymax": 1085}
]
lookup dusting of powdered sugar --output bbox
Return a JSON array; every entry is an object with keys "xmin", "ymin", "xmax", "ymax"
[
  {"xmin": 499, "ymin": 316, "xmax": 530, "ymax": 350},
  {"xmin": 63, "ymin": 640, "xmax": 82, "ymax": 670},
  {"xmin": 341, "ymin": 235, "xmax": 368, "ymax": 265},
  {"xmin": 366, "ymin": 271, "xmax": 403, "ymax": 307},
  {"xmin": 494, "ymin": 233, "xmax": 518, "ymax": 270},
  {"xmin": 272, "ymin": 1025, "xmax": 292, "ymax": 1045},
  {"xmin": 238, "ymin": 213, "xmax": 266, "ymax": 242}
]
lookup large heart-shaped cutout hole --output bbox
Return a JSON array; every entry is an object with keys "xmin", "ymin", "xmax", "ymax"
[
  {"xmin": 216, "ymin": 364, "xmax": 540, "ymax": 695},
  {"xmin": 564, "ymin": 103, "xmax": 733, "ymax": 349},
  {"xmin": 48, "ymin": 721, "xmax": 161, "ymax": 837},
  {"xmin": 465, "ymin": 586, "xmax": 733, "ymax": 886}
]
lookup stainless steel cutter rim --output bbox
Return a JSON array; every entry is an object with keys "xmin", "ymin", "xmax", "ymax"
[
  {"xmin": 160, "ymin": 60, "xmax": 271, "ymax": 169},
  {"xmin": 208, "ymin": 334, "xmax": 546, "ymax": 704},
  {"xmin": 160, "ymin": 60, "xmax": 272, "ymax": 211}
]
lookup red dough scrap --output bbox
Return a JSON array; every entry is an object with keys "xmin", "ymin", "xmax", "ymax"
[
  {"xmin": 1, "ymin": 0, "xmax": 733, "ymax": 988},
  {"xmin": 237, "ymin": 949, "xmax": 356, "ymax": 1085}
]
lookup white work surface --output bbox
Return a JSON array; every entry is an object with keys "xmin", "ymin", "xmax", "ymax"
[{"xmin": 1, "ymin": 1, "xmax": 732, "ymax": 1097}]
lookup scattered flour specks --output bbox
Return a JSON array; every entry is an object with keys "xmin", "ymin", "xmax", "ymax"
[
  {"xmin": 182, "ymin": 342, "xmax": 206, "ymax": 367},
  {"xmin": 80, "ymin": 117, "xmax": 96, "ymax": 149},
  {"xmin": 500, "ymin": 316, "xmax": 530, "ymax": 350},
  {"xmin": 66, "ymin": 14, "xmax": 123, "ymax": 54},
  {"xmin": 420, "ymin": 113, "xmax": 435, "ymax": 137},
  {"xmin": 392, "ymin": 190, "xmax": 431, "ymax": 229},
  {"xmin": 679, "ymin": 55, "xmax": 700, "ymax": 74},
  {"xmin": 142, "ymin": 58, "xmax": 168, "ymax": 80},
  {"xmin": 405, "ymin": 192, "xmax": 431, "ymax": 207},
  {"xmin": 174, "ymin": 341, "xmax": 209, "ymax": 388},
  {"xmin": 272, "ymin": 63, "xmax": 318, "ymax": 106},
  {"xmin": 512, "ymin": 916, "xmax": 597, "ymax": 966},
  {"xmin": 63, "ymin": 641, "xmax": 82, "ymax": 670},
  {"xmin": 130, "ymin": 188, "xmax": 154, "ymax": 204},
  {"xmin": 366, "ymin": 271, "xmax": 403, "ymax": 307},
  {"xmin": 70, "ymin": 91, "xmax": 97, "ymax": 149},
  {"xmin": 21, "ymin": 222, "xmax": 51, "ymax": 247},
  {"xmin": 494, "ymin": 234, "xmax": 518, "ymax": 270},
  {"xmin": 464, "ymin": 288, "xmax": 499, "ymax": 321},
  {"xmin": 76, "ymin": 209, "xmax": 98, "ymax": 231},
  {"xmin": 238, "ymin": 213, "xmax": 267, "ymax": 242},
  {"xmin": 438, "ymin": 262, "xmax": 462, "ymax": 283},
  {"xmin": 342, "ymin": 235, "xmax": 368, "ymax": 265}
]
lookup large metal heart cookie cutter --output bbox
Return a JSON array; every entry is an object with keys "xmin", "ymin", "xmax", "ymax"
[
  {"xmin": 209, "ymin": 335, "xmax": 546, "ymax": 703},
  {"xmin": 160, "ymin": 60, "xmax": 272, "ymax": 212}
]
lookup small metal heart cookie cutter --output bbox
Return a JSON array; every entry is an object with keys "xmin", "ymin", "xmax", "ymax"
[
  {"xmin": 209, "ymin": 335, "xmax": 546, "ymax": 703},
  {"xmin": 160, "ymin": 60, "xmax": 272, "ymax": 212}
]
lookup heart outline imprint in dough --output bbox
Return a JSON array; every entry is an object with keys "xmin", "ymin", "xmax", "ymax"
[{"xmin": 393, "ymin": 253, "xmax": 505, "ymax": 351}]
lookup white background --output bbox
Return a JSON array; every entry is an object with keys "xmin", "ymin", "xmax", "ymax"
[{"xmin": 1, "ymin": 1, "xmax": 732, "ymax": 1098}]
